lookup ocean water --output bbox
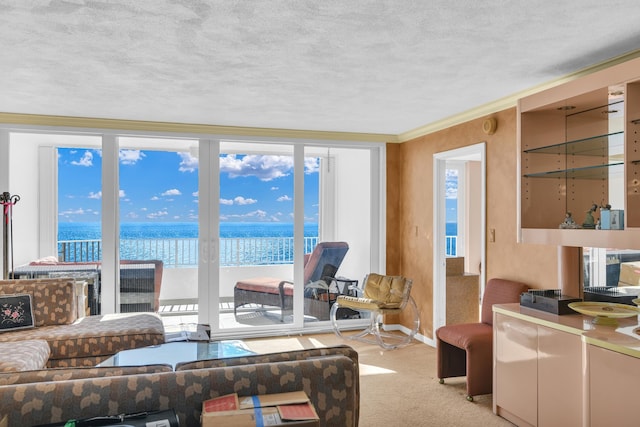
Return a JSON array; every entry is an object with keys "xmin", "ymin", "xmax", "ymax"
[
  {"xmin": 59, "ymin": 222, "xmax": 455, "ymax": 242},
  {"xmin": 58, "ymin": 222, "xmax": 319, "ymax": 265},
  {"xmin": 59, "ymin": 222, "xmax": 319, "ymax": 240},
  {"xmin": 57, "ymin": 222, "xmax": 456, "ymax": 265}
]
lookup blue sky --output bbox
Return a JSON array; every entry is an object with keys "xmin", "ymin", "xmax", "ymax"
[{"xmin": 58, "ymin": 148, "xmax": 319, "ymax": 223}]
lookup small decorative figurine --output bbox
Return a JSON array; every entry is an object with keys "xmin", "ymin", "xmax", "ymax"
[
  {"xmin": 559, "ymin": 211, "xmax": 580, "ymax": 229},
  {"xmin": 582, "ymin": 203, "xmax": 598, "ymax": 229}
]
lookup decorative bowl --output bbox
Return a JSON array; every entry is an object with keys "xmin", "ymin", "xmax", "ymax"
[{"xmin": 567, "ymin": 301, "xmax": 640, "ymax": 326}]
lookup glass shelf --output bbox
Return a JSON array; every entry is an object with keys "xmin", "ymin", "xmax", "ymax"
[
  {"xmin": 523, "ymin": 162, "xmax": 624, "ymax": 180},
  {"xmin": 523, "ymin": 131, "xmax": 624, "ymax": 156}
]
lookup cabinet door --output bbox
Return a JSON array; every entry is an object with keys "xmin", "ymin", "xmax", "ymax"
[
  {"xmin": 494, "ymin": 313, "xmax": 538, "ymax": 426},
  {"xmin": 587, "ymin": 345, "xmax": 639, "ymax": 427},
  {"xmin": 537, "ymin": 325, "xmax": 583, "ymax": 427}
]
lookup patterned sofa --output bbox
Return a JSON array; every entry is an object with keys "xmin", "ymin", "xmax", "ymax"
[
  {"xmin": 0, "ymin": 278, "xmax": 165, "ymax": 368},
  {"xmin": 0, "ymin": 345, "xmax": 360, "ymax": 427}
]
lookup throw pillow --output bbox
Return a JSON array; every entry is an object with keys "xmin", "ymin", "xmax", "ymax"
[{"xmin": 0, "ymin": 294, "xmax": 35, "ymax": 332}]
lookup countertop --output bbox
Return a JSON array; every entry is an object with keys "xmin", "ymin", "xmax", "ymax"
[{"xmin": 493, "ymin": 303, "xmax": 640, "ymax": 359}]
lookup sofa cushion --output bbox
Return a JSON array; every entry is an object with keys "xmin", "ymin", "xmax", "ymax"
[
  {"xmin": 0, "ymin": 279, "xmax": 77, "ymax": 326},
  {"xmin": 0, "ymin": 312, "xmax": 165, "ymax": 367},
  {"xmin": 234, "ymin": 277, "xmax": 294, "ymax": 296},
  {"xmin": 0, "ymin": 340, "xmax": 49, "ymax": 372}
]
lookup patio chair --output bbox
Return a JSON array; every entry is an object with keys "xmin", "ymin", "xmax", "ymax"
[
  {"xmin": 436, "ymin": 277, "xmax": 530, "ymax": 401},
  {"xmin": 233, "ymin": 241, "xmax": 349, "ymax": 321},
  {"xmin": 330, "ymin": 273, "xmax": 420, "ymax": 350}
]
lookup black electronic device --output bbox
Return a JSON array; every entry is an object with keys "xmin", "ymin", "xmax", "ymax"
[
  {"xmin": 583, "ymin": 287, "xmax": 639, "ymax": 306},
  {"xmin": 519, "ymin": 289, "xmax": 582, "ymax": 315}
]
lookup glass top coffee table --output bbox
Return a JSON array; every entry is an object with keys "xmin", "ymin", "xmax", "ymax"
[{"xmin": 98, "ymin": 340, "xmax": 255, "ymax": 370}]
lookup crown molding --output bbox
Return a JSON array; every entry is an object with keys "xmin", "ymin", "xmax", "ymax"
[
  {"xmin": 396, "ymin": 49, "xmax": 640, "ymax": 143},
  {"xmin": 0, "ymin": 112, "xmax": 397, "ymax": 143}
]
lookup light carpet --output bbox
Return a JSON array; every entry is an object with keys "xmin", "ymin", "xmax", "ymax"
[{"xmin": 242, "ymin": 332, "xmax": 513, "ymax": 427}]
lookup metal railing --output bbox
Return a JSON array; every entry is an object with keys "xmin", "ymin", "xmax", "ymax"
[
  {"xmin": 59, "ymin": 235, "xmax": 458, "ymax": 265},
  {"xmin": 446, "ymin": 235, "xmax": 457, "ymax": 257},
  {"xmin": 58, "ymin": 236, "xmax": 320, "ymax": 267}
]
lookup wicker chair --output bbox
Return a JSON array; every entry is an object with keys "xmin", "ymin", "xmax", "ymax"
[
  {"xmin": 233, "ymin": 242, "xmax": 349, "ymax": 321},
  {"xmin": 330, "ymin": 273, "xmax": 419, "ymax": 350}
]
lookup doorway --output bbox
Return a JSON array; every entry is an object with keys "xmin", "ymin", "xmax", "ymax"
[{"xmin": 433, "ymin": 143, "xmax": 486, "ymax": 336}]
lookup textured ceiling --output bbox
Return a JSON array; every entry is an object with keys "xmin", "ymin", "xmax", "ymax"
[{"xmin": 2, "ymin": 1, "xmax": 640, "ymax": 136}]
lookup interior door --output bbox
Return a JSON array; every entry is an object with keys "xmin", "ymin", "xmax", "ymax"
[{"xmin": 433, "ymin": 143, "xmax": 486, "ymax": 336}]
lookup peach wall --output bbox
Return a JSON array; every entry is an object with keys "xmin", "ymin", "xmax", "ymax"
[{"xmin": 387, "ymin": 108, "xmax": 559, "ymax": 340}]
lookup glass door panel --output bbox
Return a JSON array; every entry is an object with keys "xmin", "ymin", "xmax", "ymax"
[
  {"xmin": 8, "ymin": 132, "xmax": 102, "ymax": 313},
  {"xmin": 217, "ymin": 141, "xmax": 299, "ymax": 332},
  {"xmin": 117, "ymin": 137, "xmax": 199, "ymax": 323},
  {"xmin": 303, "ymin": 146, "xmax": 372, "ymax": 325}
]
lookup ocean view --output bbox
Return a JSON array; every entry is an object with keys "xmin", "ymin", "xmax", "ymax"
[
  {"xmin": 57, "ymin": 222, "xmax": 457, "ymax": 265},
  {"xmin": 59, "ymin": 221, "xmax": 457, "ymax": 240},
  {"xmin": 58, "ymin": 222, "xmax": 320, "ymax": 266},
  {"xmin": 58, "ymin": 222, "xmax": 319, "ymax": 241}
]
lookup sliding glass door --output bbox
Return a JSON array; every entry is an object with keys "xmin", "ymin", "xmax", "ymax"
[{"xmin": 5, "ymin": 128, "xmax": 385, "ymax": 337}]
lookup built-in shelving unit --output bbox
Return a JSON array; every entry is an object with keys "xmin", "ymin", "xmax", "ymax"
[{"xmin": 518, "ymin": 56, "xmax": 640, "ymax": 248}]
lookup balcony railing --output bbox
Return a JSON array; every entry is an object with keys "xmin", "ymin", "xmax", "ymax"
[
  {"xmin": 59, "ymin": 235, "xmax": 459, "ymax": 266},
  {"xmin": 446, "ymin": 235, "xmax": 457, "ymax": 257},
  {"xmin": 58, "ymin": 236, "xmax": 320, "ymax": 267}
]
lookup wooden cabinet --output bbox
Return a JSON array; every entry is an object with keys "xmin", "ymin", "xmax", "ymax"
[
  {"xmin": 494, "ymin": 304, "xmax": 640, "ymax": 427},
  {"xmin": 587, "ymin": 345, "xmax": 639, "ymax": 427},
  {"xmin": 518, "ymin": 56, "xmax": 640, "ymax": 248},
  {"xmin": 494, "ymin": 313, "xmax": 538, "ymax": 426},
  {"xmin": 494, "ymin": 313, "xmax": 582, "ymax": 427}
]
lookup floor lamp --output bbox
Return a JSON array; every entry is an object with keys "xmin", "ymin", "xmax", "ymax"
[{"xmin": 1, "ymin": 192, "xmax": 20, "ymax": 280}]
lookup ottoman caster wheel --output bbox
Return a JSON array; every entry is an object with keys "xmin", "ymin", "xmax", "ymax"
[
  {"xmin": 439, "ymin": 379, "xmax": 444, "ymax": 384},
  {"xmin": 466, "ymin": 395, "xmax": 474, "ymax": 402}
]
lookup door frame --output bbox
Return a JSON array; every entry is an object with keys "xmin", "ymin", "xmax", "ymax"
[{"xmin": 433, "ymin": 142, "xmax": 486, "ymax": 336}]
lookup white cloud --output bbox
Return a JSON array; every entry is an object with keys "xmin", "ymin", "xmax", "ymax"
[
  {"xmin": 71, "ymin": 150, "xmax": 93, "ymax": 167},
  {"xmin": 270, "ymin": 186, "xmax": 279, "ymax": 191},
  {"xmin": 59, "ymin": 208, "xmax": 86, "ymax": 216},
  {"xmin": 220, "ymin": 154, "xmax": 293, "ymax": 181},
  {"xmin": 161, "ymin": 189, "xmax": 182, "ymax": 197},
  {"xmin": 151, "ymin": 196, "xmax": 160, "ymax": 201},
  {"xmin": 147, "ymin": 210, "xmax": 169, "ymax": 219},
  {"xmin": 192, "ymin": 191, "xmax": 198, "ymax": 197},
  {"xmin": 178, "ymin": 152, "xmax": 198, "ymax": 172},
  {"xmin": 234, "ymin": 196, "xmax": 257, "ymax": 205},
  {"xmin": 305, "ymin": 157, "xmax": 320, "ymax": 174},
  {"xmin": 220, "ymin": 196, "xmax": 257, "ymax": 205},
  {"xmin": 446, "ymin": 169, "xmax": 458, "ymax": 199},
  {"xmin": 119, "ymin": 150, "xmax": 145, "ymax": 165},
  {"xmin": 277, "ymin": 195, "xmax": 292, "ymax": 202}
]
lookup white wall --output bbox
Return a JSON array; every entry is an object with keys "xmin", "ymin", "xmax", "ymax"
[
  {"xmin": 8, "ymin": 135, "xmax": 41, "ymax": 267},
  {"xmin": 465, "ymin": 161, "xmax": 482, "ymax": 274},
  {"xmin": 332, "ymin": 148, "xmax": 371, "ymax": 282}
]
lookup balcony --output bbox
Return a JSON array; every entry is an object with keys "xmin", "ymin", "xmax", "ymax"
[{"xmin": 52, "ymin": 235, "xmax": 458, "ymax": 322}]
